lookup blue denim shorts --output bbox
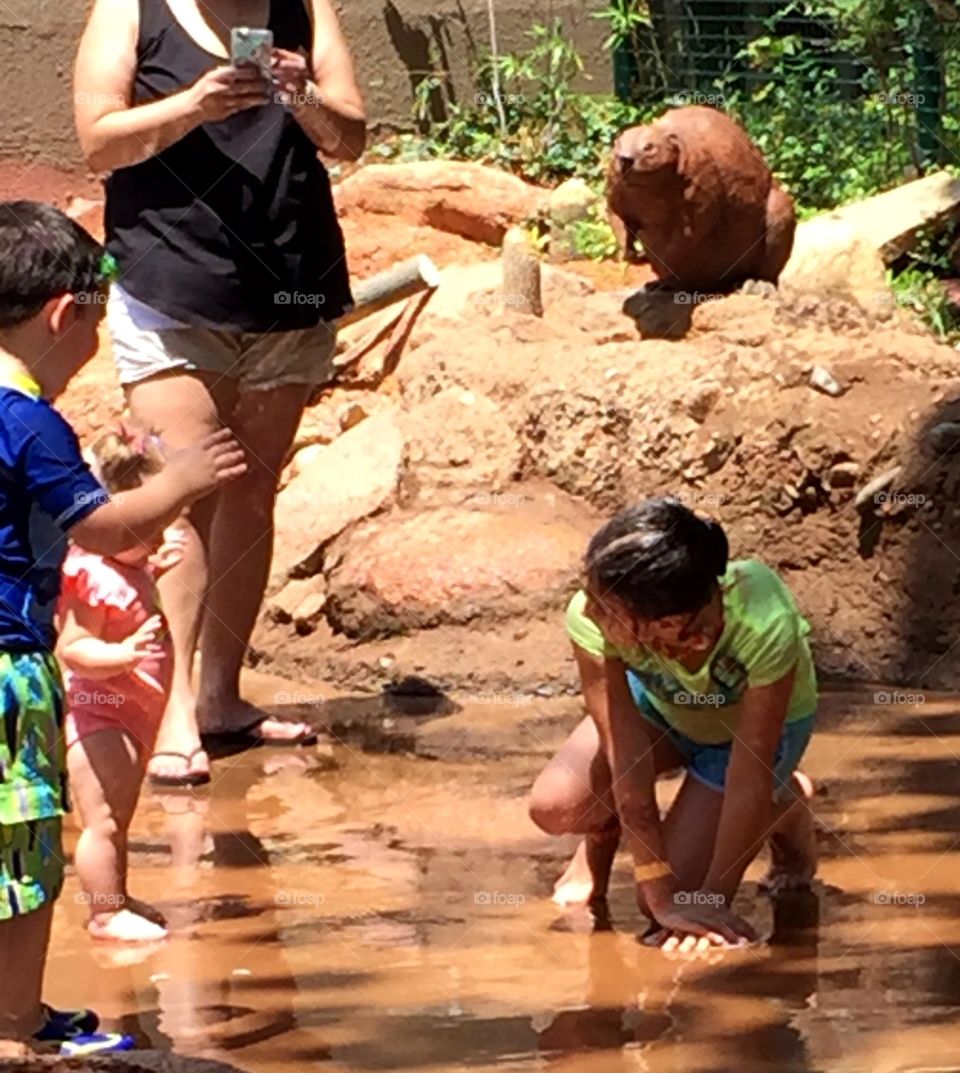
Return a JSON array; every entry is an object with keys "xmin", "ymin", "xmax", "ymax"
[{"xmin": 627, "ymin": 672, "xmax": 814, "ymax": 799}]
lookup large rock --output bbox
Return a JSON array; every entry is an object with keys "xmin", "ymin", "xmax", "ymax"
[
  {"xmin": 398, "ymin": 388, "xmax": 522, "ymax": 506},
  {"xmin": 333, "ymin": 161, "xmax": 548, "ymax": 245},
  {"xmin": 829, "ymin": 169, "xmax": 960, "ymax": 262},
  {"xmin": 272, "ymin": 411, "xmax": 405, "ymax": 580},
  {"xmin": 779, "ymin": 215, "xmax": 891, "ymax": 308},
  {"xmin": 324, "ymin": 489, "xmax": 598, "ymax": 639}
]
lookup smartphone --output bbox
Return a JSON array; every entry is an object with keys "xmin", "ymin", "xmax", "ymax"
[{"xmin": 230, "ymin": 27, "xmax": 274, "ymax": 78}]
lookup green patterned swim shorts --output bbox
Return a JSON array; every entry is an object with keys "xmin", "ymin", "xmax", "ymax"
[
  {"xmin": 0, "ymin": 816, "xmax": 64, "ymax": 918},
  {"xmin": 0, "ymin": 650, "xmax": 67, "ymax": 919}
]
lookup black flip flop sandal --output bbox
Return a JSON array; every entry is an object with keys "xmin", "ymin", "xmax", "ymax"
[
  {"xmin": 201, "ymin": 718, "xmax": 319, "ymax": 752},
  {"xmin": 147, "ymin": 749, "xmax": 211, "ymax": 788}
]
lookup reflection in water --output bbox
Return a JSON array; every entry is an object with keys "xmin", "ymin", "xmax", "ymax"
[{"xmin": 43, "ymin": 689, "xmax": 960, "ymax": 1073}]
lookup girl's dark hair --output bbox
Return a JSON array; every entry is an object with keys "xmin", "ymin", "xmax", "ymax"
[
  {"xmin": 0, "ymin": 201, "xmax": 105, "ymax": 328},
  {"xmin": 585, "ymin": 497, "xmax": 728, "ymax": 619}
]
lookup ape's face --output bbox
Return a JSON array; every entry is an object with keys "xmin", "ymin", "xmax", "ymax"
[{"xmin": 612, "ymin": 126, "xmax": 681, "ymax": 181}]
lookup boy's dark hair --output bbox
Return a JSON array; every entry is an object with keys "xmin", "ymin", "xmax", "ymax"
[
  {"xmin": 0, "ymin": 201, "xmax": 105, "ymax": 329},
  {"xmin": 585, "ymin": 497, "xmax": 729, "ymax": 620}
]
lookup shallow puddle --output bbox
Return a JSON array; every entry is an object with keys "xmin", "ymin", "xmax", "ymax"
[{"xmin": 45, "ymin": 685, "xmax": 960, "ymax": 1073}]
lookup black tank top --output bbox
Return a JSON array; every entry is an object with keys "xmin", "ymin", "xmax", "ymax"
[{"xmin": 105, "ymin": 0, "xmax": 353, "ymax": 331}]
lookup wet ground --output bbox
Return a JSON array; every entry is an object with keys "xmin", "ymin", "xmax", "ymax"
[{"xmin": 44, "ymin": 679, "xmax": 960, "ymax": 1073}]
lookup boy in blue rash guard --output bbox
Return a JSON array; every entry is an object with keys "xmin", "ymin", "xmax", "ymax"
[{"xmin": 0, "ymin": 202, "xmax": 246, "ymax": 1055}]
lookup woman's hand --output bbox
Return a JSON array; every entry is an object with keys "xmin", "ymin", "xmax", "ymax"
[
  {"xmin": 188, "ymin": 65, "xmax": 272, "ymax": 123},
  {"xmin": 271, "ymin": 48, "xmax": 311, "ymax": 106},
  {"xmin": 646, "ymin": 888, "xmax": 757, "ymax": 948}
]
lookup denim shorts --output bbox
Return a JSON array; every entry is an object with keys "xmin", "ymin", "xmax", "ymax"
[{"xmin": 627, "ymin": 672, "xmax": 814, "ymax": 799}]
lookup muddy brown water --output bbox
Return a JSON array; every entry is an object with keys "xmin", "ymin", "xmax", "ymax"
[{"xmin": 44, "ymin": 681, "xmax": 960, "ymax": 1073}]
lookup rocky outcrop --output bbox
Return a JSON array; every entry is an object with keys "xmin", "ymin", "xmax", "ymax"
[
  {"xmin": 324, "ymin": 488, "xmax": 598, "ymax": 639},
  {"xmin": 271, "ymin": 410, "xmax": 405, "ymax": 581},
  {"xmin": 334, "ymin": 161, "xmax": 548, "ymax": 245}
]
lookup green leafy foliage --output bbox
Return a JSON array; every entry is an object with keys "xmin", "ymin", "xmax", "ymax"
[{"xmin": 371, "ymin": 4, "xmax": 960, "ymax": 340}]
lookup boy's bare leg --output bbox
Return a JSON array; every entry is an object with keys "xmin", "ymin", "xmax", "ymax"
[{"xmin": 0, "ymin": 899, "xmax": 54, "ymax": 1042}]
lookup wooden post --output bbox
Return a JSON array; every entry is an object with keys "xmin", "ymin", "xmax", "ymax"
[
  {"xmin": 501, "ymin": 226, "xmax": 543, "ymax": 317},
  {"xmin": 336, "ymin": 254, "xmax": 441, "ymax": 329}
]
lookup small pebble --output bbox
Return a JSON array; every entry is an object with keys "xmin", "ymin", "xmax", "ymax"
[{"xmin": 378, "ymin": 656, "xmax": 395, "ymax": 670}]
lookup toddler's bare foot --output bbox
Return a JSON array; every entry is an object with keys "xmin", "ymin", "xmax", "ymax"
[
  {"xmin": 125, "ymin": 896, "xmax": 167, "ymax": 928},
  {"xmin": 88, "ymin": 909, "xmax": 169, "ymax": 943}
]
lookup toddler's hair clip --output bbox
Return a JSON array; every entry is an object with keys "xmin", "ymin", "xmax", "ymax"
[
  {"xmin": 117, "ymin": 420, "xmax": 165, "ymax": 458},
  {"xmin": 96, "ymin": 252, "xmax": 120, "ymax": 286}
]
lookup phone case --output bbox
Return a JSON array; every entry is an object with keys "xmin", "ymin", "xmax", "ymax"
[{"xmin": 230, "ymin": 27, "xmax": 274, "ymax": 72}]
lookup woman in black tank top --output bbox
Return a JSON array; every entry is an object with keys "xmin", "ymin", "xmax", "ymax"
[{"xmin": 74, "ymin": 0, "xmax": 366, "ymax": 787}]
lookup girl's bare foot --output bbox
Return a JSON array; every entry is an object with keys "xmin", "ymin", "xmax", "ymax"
[
  {"xmin": 88, "ymin": 909, "xmax": 169, "ymax": 943},
  {"xmin": 553, "ymin": 842, "xmax": 596, "ymax": 907},
  {"xmin": 760, "ymin": 772, "xmax": 817, "ymax": 894},
  {"xmin": 552, "ymin": 828, "xmax": 620, "ymax": 907}
]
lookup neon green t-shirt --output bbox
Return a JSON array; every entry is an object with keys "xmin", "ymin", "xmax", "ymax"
[{"xmin": 566, "ymin": 559, "xmax": 817, "ymax": 744}]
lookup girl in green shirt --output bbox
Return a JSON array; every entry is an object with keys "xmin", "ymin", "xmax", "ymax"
[{"xmin": 529, "ymin": 497, "xmax": 818, "ymax": 951}]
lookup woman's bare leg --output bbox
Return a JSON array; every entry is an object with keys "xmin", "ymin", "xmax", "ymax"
[
  {"xmin": 126, "ymin": 372, "xmax": 237, "ymax": 781},
  {"xmin": 196, "ymin": 384, "xmax": 313, "ymax": 737}
]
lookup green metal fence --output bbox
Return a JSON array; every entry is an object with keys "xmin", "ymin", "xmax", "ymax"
[{"xmin": 612, "ymin": 1, "xmax": 951, "ymax": 168}]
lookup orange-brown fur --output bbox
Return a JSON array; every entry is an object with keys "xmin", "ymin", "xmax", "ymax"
[{"xmin": 606, "ymin": 106, "xmax": 796, "ymax": 291}]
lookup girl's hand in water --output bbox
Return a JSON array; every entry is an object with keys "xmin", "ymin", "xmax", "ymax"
[{"xmin": 647, "ymin": 892, "xmax": 757, "ymax": 948}]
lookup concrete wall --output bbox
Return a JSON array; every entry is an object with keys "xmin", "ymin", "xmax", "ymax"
[{"xmin": 0, "ymin": 0, "xmax": 611, "ymax": 180}]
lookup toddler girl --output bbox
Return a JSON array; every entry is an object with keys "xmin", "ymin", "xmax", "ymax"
[{"xmin": 57, "ymin": 429, "xmax": 181, "ymax": 943}]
